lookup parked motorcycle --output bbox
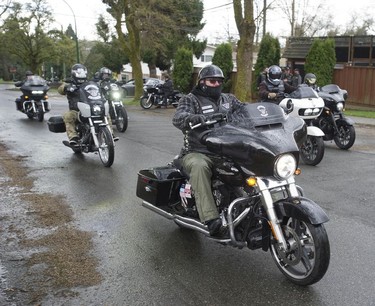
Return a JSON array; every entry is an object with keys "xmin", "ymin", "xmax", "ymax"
[
  {"xmin": 14, "ymin": 75, "xmax": 50, "ymax": 122},
  {"xmin": 279, "ymin": 85, "xmax": 325, "ymax": 166},
  {"xmin": 47, "ymin": 81, "xmax": 115, "ymax": 167},
  {"xmin": 140, "ymin": 82, "xmax": 183, "ymax": 109},
  {"xmin": 136, "ymin": 102, "xmax": 330, "ymax": 286},
  {"xmin": 313, "ymin": 84, "xmax": 356, "ymax": 150},
  {"xmin": 101, "ymin": 81, "xmax": 128, "ymax": 133}
]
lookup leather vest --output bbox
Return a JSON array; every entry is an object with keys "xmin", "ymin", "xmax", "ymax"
[{"xmin": 265, "ymin": 81, "xmax": 285, "ymax": 94}]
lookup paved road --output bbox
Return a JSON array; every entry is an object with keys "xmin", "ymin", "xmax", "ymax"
[{"xmin": 0, "ymin": 85, "xmax": 375, "ymax": 305}]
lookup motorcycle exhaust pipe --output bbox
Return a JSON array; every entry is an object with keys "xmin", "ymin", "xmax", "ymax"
[{"xmin": 142, "ymin": 201, "xmax": 174, "ymax": 220}]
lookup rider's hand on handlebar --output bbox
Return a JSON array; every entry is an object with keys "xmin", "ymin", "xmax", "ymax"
[
  {"xmin": 188, "ymin": 114, "xmax": 206, "ymax": 126},
  {"xmin": 268, "ymin": 92, "xmax": 277, "ymax": 99}
]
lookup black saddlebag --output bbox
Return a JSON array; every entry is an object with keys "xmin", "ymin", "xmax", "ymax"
[
  {"xmin": 136, "ymin": 165, "xmax": 184, "ymax": 206},
  {"xmin": 47, "ymin": 115, "xmax": 66, "ymax": 133}
]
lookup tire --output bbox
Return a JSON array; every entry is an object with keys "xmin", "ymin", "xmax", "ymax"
[
  {"xmin": 300, "ymin": 136, "xmax": 325, "ymax": 166},
  {"xmin": 270, "ymin": 217, "xmax": 330, "ymax": 286},
  {"xmin": 140, "ymin": 95, "xmax": 153, "ymax": 109},
  {"xmin": 115, "ymin": 106, "xmax": 128, "ymax": 133},
  {"xmin": 37, "ymin": 106, "xmax": 44, "ymax": 122},
  {"xmin": 26, "ymin": 113, "xmax": 34, "ymax": 119},
  {"xmin": 334, "ymin": 124, "xmax": 356, "ymax": 150},
  {"xmin": 97, "ymin": 127, "xmax": 115, "ymax": 167}
]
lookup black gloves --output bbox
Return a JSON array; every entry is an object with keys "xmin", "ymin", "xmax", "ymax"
[{"xmin": 188, "ymin": 114, "xmax": 206, "ymax": 126}]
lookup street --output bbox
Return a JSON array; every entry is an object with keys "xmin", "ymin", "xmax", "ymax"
[{"xmin": 0, "ymin": 84, "xmax": 375, "ymax": 306}]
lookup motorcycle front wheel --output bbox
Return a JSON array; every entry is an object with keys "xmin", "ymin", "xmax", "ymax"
[
  {"xmin": 334, "ymin": 124, "xmax": 356, "ymax": 150},
  {"xmin": 140, "ymin": 95, "xmax": 153, "ymax": 109},
  {"xmin": 300, "ymin": 136, "xmax": 325, "ymax": 166},
  {"xmin": 270, "ymin": 217, "xmax": 330, "ymax": 286},
  {"xmin": 37, "ymin": 105, "xmax": 44, "ymax": 122},
  {"xmin": 97, "ymin": 127, "xmax": 114, "ymax": 167},
  {"xmin": 115, "ymin": 106, "xmax": 128, "ymax": 133}
]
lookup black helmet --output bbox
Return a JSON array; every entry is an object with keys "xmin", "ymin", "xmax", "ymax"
[
  {"xmin": 304, "ymin": 73, "xmax": 317, "ymax": 86},
  {"xmin": 198, "ymin": 64, "xmax": 224, "ymax": 83},
  {"xmin": 25, "ymin": 71, "xmax": 33, "ymax": 76},
  {"xmin": 71, "ymin": 64, "xmax": 87, "ymax": 84},
  {"xmin": 267, "ymin": 65, "xmax": 282, "ymax": 86},
  {"xmin": 99, "ymin": 67, "xmax": 112, "ymax": 80}
]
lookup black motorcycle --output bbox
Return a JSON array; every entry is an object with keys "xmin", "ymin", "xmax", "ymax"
[
  {"xmin": 314, "ymin": 84, "xmax": 356, "ymax": 149},
  {"xmin": 101, "ymin": 81, "xmax": 128, "ymax": 133},
  {"xmin": 14, "ymin": 75, "xmax": 50, "ymax": 122},
  {"xmin": 136, "ymin": 102, "xmax": 330, "ymax": 286},
  {"xmin": 140, "ymin": 83, "xmax": 183, "ymax": 109},
  {"xmin": 47, "ymin": 81, "xmax": 115, "ymax": 167}
]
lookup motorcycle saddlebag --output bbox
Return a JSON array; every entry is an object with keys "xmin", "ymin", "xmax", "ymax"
[
  {"xmin": 47, "ymin": 115, "xmax": 66, "ymax": 133},
  {"xmin": 136, "ymin": 165, "xmax": 184, "ymax": 206}
]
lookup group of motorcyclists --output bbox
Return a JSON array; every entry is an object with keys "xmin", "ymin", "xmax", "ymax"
[{"xmin": 14, "ymin": 62, "xmax": 343, "ymax": 237}]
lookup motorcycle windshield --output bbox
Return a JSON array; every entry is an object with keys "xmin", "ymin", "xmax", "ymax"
[
  {"xmin": 205, "ymin": 103, "xmax": 306, "ymax": 175},
  {"xmin": 21, "ymin": 76, "xmax": 49, "ymax": 94},
  {"xmin": 288, "ymin": 85, "xmax": 319, "ymax": 99}
]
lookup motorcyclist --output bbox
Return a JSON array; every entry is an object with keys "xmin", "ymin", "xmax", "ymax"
[
  {"xmin": 157, "ymin": 73, "xmax": 174, "ymax": 107},
  {"xmin": 258, "ymin": 65, "xmax": 297, "ymax": 103},
  {"xmin": 15, "ymin": 71, "xmax": 34, "ymax": 111},
  {"xmin": 172, "ymin": 64, "xmax": 245, "ymax": 236},
  {"xmin": 58, "ymin": 64, "xmax": 88, "ymax": 145},
  {"xmin": 304, "ymin": 73, "xmax": 319, "ymax": 90}
]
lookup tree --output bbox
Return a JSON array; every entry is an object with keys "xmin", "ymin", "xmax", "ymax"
[
  {"xmin": 212, "ymin": 43, "xmax": 234, "ymax": 93},
  {"xmin": 173, "ymin": 48, "xmax": 193, "ymax": 94},
  {"xmin": 304, "ymin": 38, "xmax": 336, "ymax": 86},
  {"xmin": 233, "ymin": 0, "xmax": 256, "ymax": 101},
  {"xmin": 1, "ymin": 0, "xmax": 55, "ymax": 73}
]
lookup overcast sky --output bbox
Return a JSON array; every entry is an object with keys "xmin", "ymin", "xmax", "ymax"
[{"xmin": 46, "ymin": 0, "xmax": 375, "ymax": 43}]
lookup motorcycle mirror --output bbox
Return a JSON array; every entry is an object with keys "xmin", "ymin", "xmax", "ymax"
[{"xmin": 286, "ymin": 99, "xmax": 294, "ymax": 114}]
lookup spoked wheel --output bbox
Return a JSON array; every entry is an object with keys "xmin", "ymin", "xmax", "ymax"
[
  {"xmin": 37, "ymin": 106, "xmax": 44, "ymax": 122},
  {"xmin": 115, "ymin": 106, "xmax": 128, "ymax": 132},
  {"xmin": 140, "ymin": 95, "xmax": 153, "ymax": 109},
  {"xmin": 300, "ymin": 136, "xmax": 325, "ymax": 166},
  {"xmin": 270, "ymin": 217, "xmax": 330, "ymax": 286},
  {"xmin": 334, "ymin": 124, "xmax": 356, "ymax": 150},
  {"xmin": 97, "ymin": 127, "xmax": 114, "ymax": 167}
]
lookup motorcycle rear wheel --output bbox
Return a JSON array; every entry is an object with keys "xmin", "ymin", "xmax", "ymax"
[
  {"xmin": 97, "ymin": 127, "xmax": 114, "ymax": 167},
  {"xmin": 140, "ymin": 96, "xmax": 153, "ymax": 109},
  {"xmin": 270, "ymin": 217, "xmax": 330, "ymax": 286},
  {"xmin": 300, "ymin": 136, "xmax": 325, "ymax": 166},
  {"xmin": 115, "ymin": 106, "xmax": 128, "ymax": 133},
  {"xmin": 334, "ymin": 124, "xmax": 356, "ymax": 150}
]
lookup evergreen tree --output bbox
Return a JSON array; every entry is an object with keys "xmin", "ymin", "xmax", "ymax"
[
  {"xmin": 212, "ymin": 43, "xmax": 234, "ymax": 93},
  {"xmin": 305, "ymin": 38, "xmax": 336, "ymax": 86},
  {"xmin": 173, "ymin": 48, "xmax": 193, "ymax": 94}
]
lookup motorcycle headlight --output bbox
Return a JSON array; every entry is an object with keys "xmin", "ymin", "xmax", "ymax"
[
  {"xmin": 111, "ymin": 91, "xmax": 121, "ymax": 100},
  {"xmin": 274, "ymin": 154, "xmax": 297, "ymax": 180},
  {"xmin": 92, "ymin": 104, "xmax": 103, "ymax": 116},
  {"xmin": 336, "ymin": 102, "xmax": 344, "ymax": 112},
  {"xmin": 31, "ymin": 90, "xmax": 44, "ymax": 95}
]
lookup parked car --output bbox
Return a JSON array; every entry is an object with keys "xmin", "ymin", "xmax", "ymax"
[{"xmin": 119, "ymin": 78, "xmax": 162, "ymax": 97}]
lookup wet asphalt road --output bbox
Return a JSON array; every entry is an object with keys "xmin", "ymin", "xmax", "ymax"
[{"xmin": 0, "ymin": 84, "xmax": 375, "ymax": 305}]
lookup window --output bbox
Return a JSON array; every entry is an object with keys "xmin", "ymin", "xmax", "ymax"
[{"xmin": 200, "ymin": 55, "xmax": 213, "ymax": 62}]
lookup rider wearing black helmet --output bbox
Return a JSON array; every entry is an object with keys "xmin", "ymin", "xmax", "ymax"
[
  {"xmin": 304, "ymin": 73, "xmax": 319, "ymax": 90},
  {"xmin": 173, "ymin": 64, "xmax": 245, "ymax": 236},
  {"xmin": 258, "ymin": 65, "xmax": 297, "ymax": 103},
  {"xmin": 58, "ymin": 64, "xmax": 88, "ymax": 145}
]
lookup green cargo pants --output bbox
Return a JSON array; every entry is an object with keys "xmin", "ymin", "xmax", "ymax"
[{"xmin": 182, "ymin": 152, "xmax": 219, "ymax": 223}]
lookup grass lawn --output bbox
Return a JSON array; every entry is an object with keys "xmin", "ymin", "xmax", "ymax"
[{"xmin": 345, "ymin": 108, "xmax": 375, "ymax": 119}]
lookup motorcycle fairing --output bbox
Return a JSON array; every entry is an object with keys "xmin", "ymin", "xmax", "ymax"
[{"xmin": 77, "ymin": 81, "xmax": 107, "ymax": 118}]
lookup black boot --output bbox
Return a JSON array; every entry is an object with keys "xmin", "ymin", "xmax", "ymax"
[{"xmin": 206, "ymin": 218, "xmax": 222, "ymax": 236}]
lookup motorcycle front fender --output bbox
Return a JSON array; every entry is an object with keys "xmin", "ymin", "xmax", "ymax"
[
  {"xmin": 274, "ymin": 197, "xmax": 329, "ymax": 225},
  {"xmin": 336, "ymin": 116, "xmax": 355, "ymax": 126},
  {"xmin": 307, "ymin": 125, "xmax": 325, "ymax": 137}
]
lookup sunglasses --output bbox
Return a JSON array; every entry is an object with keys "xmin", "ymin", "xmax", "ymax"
[{"xmin": 205, "ymin": 78, "xmax": 223, "ymax": 85}]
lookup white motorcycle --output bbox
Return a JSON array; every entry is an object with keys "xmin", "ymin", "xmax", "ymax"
[{"xmin": 279, "ymin": 85, "xmax": 325, "ymax": 166}]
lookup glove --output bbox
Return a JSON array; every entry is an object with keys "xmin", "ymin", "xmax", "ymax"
[
  {"xmin": 268, "ymin": 92, "xmax": 277, "ymax": 99},
  {"xmin": 188, "ymin": 114, "xmax": 206, "ymax": 126}
]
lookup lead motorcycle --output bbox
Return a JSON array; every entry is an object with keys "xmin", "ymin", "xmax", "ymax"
[
  {"xmin": 279, "ymin": 85, "xmax": 325, "ymax": 166},
  {"xmin": 47, "ymin": 81, "xmax": 115, "ymax": 167},
  {"xmin": 140, "ymin": 82, "xmax": 183, "ymax": 109},
  {"xmin": 101, "ymin": 81, "xmax": 128, "ymax": 133},
  {"xmin": 14, "ymin": 75, "xmax": 50, "ymax": 121},
  {"xmin": 314, "ymin": 84, "xmax": 356, "ymax": 150},
  {"xmin": 136, "ymin": 102, "xmax": 330, "ymax": 286}
]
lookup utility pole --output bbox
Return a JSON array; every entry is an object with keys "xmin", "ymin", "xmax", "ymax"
[{"xmin": 62, "ymin": 0, "xmax": 80, "ymax": 63}]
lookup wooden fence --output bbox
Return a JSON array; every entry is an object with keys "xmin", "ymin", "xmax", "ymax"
[{"xmin": 333, "ymin": 66, "xmax": 375, "ymax": 109}]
